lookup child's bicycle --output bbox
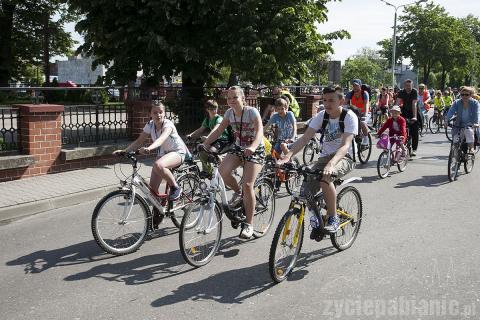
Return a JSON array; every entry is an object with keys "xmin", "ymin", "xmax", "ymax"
[
  {"xmin": 264, "ymin": 141, "xmax": 301, "ymax": 195},
  {"xmin": 268, "ymin": 162, "xmax": 363, "ymax": 283},
  {"xmin": 376, "ymin": 134, "xmax": 409, "ymax": 178},
  {"xmin": 91, "ymin": 151, "xmax": 200, "ymax": 255},
  {"xmin": 179, "ymin": 145, "xmax": 276, "ymax": 267}
]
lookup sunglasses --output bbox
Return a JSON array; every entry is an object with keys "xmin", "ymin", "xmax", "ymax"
[{"xmin": 460, "ymin": 93, "xmax": 471, "ymax": 97}]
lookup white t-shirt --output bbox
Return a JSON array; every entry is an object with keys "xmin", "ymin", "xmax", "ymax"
[
  {"xmin": 143, "ymin": 119, "xmax": 188, "ymax": 156},
  {"xmin": 224, "ymin": 106, "xmax": 264, "ymax": 148},
  {"xmin": 308, "ymin": 109, "xmax": 358, "ymax": 157}
]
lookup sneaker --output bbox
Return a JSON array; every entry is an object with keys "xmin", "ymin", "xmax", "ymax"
[
  {"xmin": 169, "ymin": 185, "xmax": 183, "ymax": 201},
  {"xmin": 361, "ymin": 135, "xmax": 369, "ymax": 146},
  {"xmin": 324, "ymin": 215, "xmax": 340, "ymax": 234},
  {"xmin": 228, "ymin": 192, "xmax": 243, "ymax": 208},
  {"xmin": 411, "ymin": 151, "xmax": 417, "ymax": 157},
  {"xmin": 239, "ymin": 223, "xmax": 253, "ymax": 239}
]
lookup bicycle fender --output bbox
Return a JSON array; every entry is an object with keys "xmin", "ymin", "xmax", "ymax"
[{"xmin": 340, "ymin": 177, "xmax": 362, "ymax": 186}]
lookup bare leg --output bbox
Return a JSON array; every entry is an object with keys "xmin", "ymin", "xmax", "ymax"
[
  {"xmin": 219, "ymin": 153, "xmax": 242, "ymax": 194},
  {"xmin": 242, "ymin": 161, "xmax": 263, "ymax": 224},
  {"xmin": 150, "ymin": 153, "xmax": 182, "ymax": 193},
  {"xmin": 321, "ymin": 180, "xmax": 337, "ymax": 217}
]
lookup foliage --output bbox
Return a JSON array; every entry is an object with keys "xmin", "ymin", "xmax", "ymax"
[
  {"xmin": 0, "ymin": 0, "xmax": 77, "ymax": 86},
  {"xmin": 69, "ymin": 0, "xmax": 349, "ymax": 88},
  {"xmin": 341, "ymin": 47, "xmax": 390, "ymax": 88}
]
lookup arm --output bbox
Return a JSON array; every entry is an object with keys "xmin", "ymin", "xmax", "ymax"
[
  {"xmin": 324, "ymin": 133, "xmax": 355, "ymax": 176},
  {"xmin": 412, "ymin": 99, "xmax": 418, "ymax": 119},
  {"xmin": 203, "ymin": 117, "xmax": 230, "ymax": 146},
  {"xmin": 377, "ymin": 118, "xmax": 390, "ymax": 136},
  {"xmin": 188, "ymin": 126, "xmax": 207, "ymax": 139},
  {"xmin": 446, "ymin": 101, "xmax": 458, "ymax": 120},
  {"xmin": 400, "ymin": 118, "xmax": 407, "ymax": 141},
  {"xmin": 292, "ymin": 118, "xmax": 298, "ymax": 140},
  {"xmin": 363, "ymin": 92, "xmax": 369, "ymax": 116},
  {"xmin": 144, "ymin": 127, "xmax": 173, "ymax": 153},
  {"xmin": 280, "ymin": 127, "xmax": 317, "ymax": 163}
]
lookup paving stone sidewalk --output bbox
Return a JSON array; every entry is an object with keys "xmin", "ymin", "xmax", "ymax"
[{"xmin": 0, "ymin": 159, "xmax": 154, "ymax": 224}]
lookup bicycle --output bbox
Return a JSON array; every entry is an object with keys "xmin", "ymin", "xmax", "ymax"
[
  {"xmin": 179, "ymin": 146, "xmax": 276, "ymax": 267},
  {"xmin": 356, "ymin": 125, "xmax": 373, "ymax": 164},
  {"xmin": 261, "ymin": 150, "xmax": 302, "ymax": 195},
  {"xmin": 91, "ymin": 151, "xmax": 200, "ymax": 255},
  {"xmin": 445, "ymin": 115, "xmax": 456, "ymax": 142},
  {"xmin": 447, "ymin": 125, "xmax": 477, "ymax": 182},
  {"xmin": 269, "ymin": 162, "xmax": 363, "ymax": 283},
  {"xmin": 376, "ymin": 134, "xmax": 409, "ymax": 178},
  {"xmin": 429, "ymin": 108, "xmax": 446, "ymax": 134},
  {"xmin": 302, "ymin": 134, "xmax": 322, "ymax": 165}
]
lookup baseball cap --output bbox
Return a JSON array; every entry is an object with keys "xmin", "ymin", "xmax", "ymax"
[
  {"xmin": 351, "ymin": 79, "xmax": 362, "ymax": 86},
  {"xmin": 391, "ymin": 105, "xmax": 401, "ymax": 112}
]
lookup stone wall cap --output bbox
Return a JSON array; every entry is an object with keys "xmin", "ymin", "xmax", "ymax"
[
  {"xmin": 0, "ymin": 154, "xmax": 35, "ymax": 170},
  {"xmin": 15, "ymin": 104, "xmax": 64, "ymax": 113}
]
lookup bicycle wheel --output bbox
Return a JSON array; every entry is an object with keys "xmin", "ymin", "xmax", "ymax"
[
  {"xmin": 269, "ymin": 208, "xmax": 304, "ymax": 283},
  {"xmin": 464, "ymin": 154, "xmax": 474, "ymax": 173},
  {"xmin": 91, "ymin": 189, "xmax": 150, "ymax": 255},
  {"xmin": 445, "ymin": 122, "xmax": 453, "ymax": 142},
  {"xmin": 331, "ymin": 186, "xmax": 363, "ymax": 251},
  {"xmin": 285, "ymin": 157, "xmax": 302, "ymax": 195},
  {"xmin": 357, "ymin": 133, "xmax": 372, "ymax": 164},
  {"xmin": 376, "ymin": 150, "xmax": 391, "ymax": 179},
  {"xmin": 253, "ymin": 178, "xmax": 275, "ymax": 238},
  {"xmin": 448, "ymin": 146, "xmax": 461, "ymax": 182},
  {"xmin": 396, "ymin": 148, "xmax": 409, "ymax": 172},
  {"xmin": 302, "ymin": 139, "xmax": 316, "ymax": 165},
  {"xmin": 171, "ymin": 173, "xmax": 201, "ymax": 228},
  {"xmin": 179, "ymin": 200, "xmax": 223, "ymax": 267},
  {"xmin": 429, "ymin": 116, "xmax": 440, "ymax": 134}
]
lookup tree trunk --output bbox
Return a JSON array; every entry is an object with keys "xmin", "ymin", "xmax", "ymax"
[
  {"xmin": 43, "ymin": 12, "xmax": 51, "ymax": 84},
  {"xmin": 0, "ymin": 3, "xmax": 16, "ymax": 87},
  {"xmin": 180, "ymin": 71, "xmax": 205, "ymax": 133}
]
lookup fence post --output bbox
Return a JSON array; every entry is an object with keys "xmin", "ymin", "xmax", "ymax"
[
  {"xmin": 305, "ymin": 95, "xmax": 322, "ymax": 119},
  {"xmin": 16, "ymin": 104, "xmax": 64, "ymax": 175}
]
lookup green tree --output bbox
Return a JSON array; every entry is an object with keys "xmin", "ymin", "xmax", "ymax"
[
  {"xmin": 0, "ymin": 0, "xmax": 77, "ymax": 86},
  {"xmin": 341, "ymin": 47, "xmax": 390, "ymax": 88},
  {"xmin": 69, "ymin": 0, "xmax": 349, "ymax": 91}
]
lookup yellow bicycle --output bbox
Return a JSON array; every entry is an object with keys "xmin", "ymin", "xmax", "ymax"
[{"xmin": 268, "ymin": 163, "xmax": 363, "ymax": 283}]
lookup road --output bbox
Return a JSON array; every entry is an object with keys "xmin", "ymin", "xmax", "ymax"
[{"xmin": 1, "ymin": 132, "xmax": 479, "ymax": 319}]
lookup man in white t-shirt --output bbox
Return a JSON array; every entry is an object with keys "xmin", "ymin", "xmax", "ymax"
[{"xmin": 279, "ymin": 86, "xmax": 358, "ymax": 234}]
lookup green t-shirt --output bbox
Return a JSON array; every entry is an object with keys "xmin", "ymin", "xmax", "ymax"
[{"xmin": 201, "ymin": 115, "xmax": 230, "ymax": 140}]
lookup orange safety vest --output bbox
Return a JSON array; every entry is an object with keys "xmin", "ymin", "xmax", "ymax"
[{"xmin": 351, "ymin": 91, "xmax": 368, "ymax": 113}]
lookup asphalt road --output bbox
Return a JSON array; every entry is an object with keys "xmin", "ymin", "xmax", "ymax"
[{"xmin": 1, "ymin": 131, "xmax": 479, "ymax": 320}]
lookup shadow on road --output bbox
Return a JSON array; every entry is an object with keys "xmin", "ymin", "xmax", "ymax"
[
  {"xmin": 286, "ymin": 246, "xmax": 339, "ymax": 282},
  {"xmin": 5, "ymin": 240, "xmax": 112, "ymax": 274},
  {"xmin": 64, "ymin": 249, "xmax": 192, "ymax": 285},
  {"xmin": 421, "ymin": 139, "xmax": 449, "ymax": 145},
  {"xmin": 418, "ymin": 155, "xmax": 449, "ymax": 161},
  {"xmin": 394, "ymin": 174, "xmax": 449, "ymax": 188}
]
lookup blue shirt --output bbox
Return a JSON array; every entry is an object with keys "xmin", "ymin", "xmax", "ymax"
[
  {"xmin": 446, "ymin": 98, "xmax": 479, "ymax": 127},
  {"xmin": 267, "ymin": 111, "xmax": 296, "ymax": 141}
]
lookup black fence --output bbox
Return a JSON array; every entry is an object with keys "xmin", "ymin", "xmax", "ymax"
[
  {"xmin": 61, "ymin": 104, "xmax": 130, "ymax": 147},
  {"xmin": 0, "ymin": 106, "xmax": 20, "ymax": 154}
]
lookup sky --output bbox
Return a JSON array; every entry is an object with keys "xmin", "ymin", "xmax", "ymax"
[{"xmin": 61, "ymin": 0, "xmax": 480, "ymax": 65}]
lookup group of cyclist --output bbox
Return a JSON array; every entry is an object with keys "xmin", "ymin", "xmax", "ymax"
[{"xmin": 115, "ymin": 80, "xmax": 479, "ymax": 240}]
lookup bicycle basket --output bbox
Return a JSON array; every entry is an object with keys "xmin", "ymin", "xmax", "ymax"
[{"xmin": 376, "ymin": 134, "xmax": 390, "ymax": 150}]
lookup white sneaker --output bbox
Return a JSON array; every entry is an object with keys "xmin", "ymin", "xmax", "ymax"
[
  {"xmin": 240, "ymin": 223, "xmax": 253, "ymax": 239},
  {"xmin": 228, "ymin": 192, "xmax": 242, "ymax": 208},
  {"xmin": 361, "ymin": 136, "xmax": 369, "ymax": 146}
]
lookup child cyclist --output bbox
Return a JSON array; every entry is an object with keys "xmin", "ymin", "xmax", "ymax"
[
  {"xmin": 264, "ymin": 97, "xmax": 297, "ymax": 157},
  {"xmin": 202, "ymin": 86, "xmax": 265, "ymax": 239},
  {"xmin": 377, "ymin": 105, "xmax": 408, "ymax": 154},
  {"xmin": 278, "ymin": 86, "xmax": 358, "ymax": 234}
]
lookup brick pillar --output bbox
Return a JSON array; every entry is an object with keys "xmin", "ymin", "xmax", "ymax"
[
  {"xmin": 126, "ymin": 100, "xmax": 152, "ymax": 139},
  {"xmin": 16, "ymin": 104, "xmax": 64, "ymax": 175},
  {"xmin": 305, "ymin": 95, "xmax": 322, "ymax": 119}
]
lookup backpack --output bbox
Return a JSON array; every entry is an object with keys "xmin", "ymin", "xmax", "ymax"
[{"xmin": 319, "ymin": 107, "xmax": 357, "ymax": 162}]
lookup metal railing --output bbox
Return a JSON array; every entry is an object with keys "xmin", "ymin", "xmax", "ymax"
[
  {"xmin": 61, "ymin": 103, "xmax": 130, "ymax": 147},
  {"xmin": 0, "ymin": 106, "xmax": 20, "ymax": 153}
]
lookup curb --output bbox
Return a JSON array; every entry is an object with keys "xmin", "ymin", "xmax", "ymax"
[{"xmin": 0, "ymin": 185, "xmax": 118, "ymax": 225}]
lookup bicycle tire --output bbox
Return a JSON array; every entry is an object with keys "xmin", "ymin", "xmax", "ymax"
[
  {"xmin": 429, "ymin": 116, "xmax": 440, "ymax": 134},
  {"xmin": 302, "ymin": 140, "xmax": 316, "ymax": 165},
  {"xmin": 445, "ymin": 122, "xmax": 453, "ymax": 142},
  {"xmin": 91, "ymin": 189, "xmax": 150, "ymax": 256},
  {"xmin": 253, "ymin": 178, "xmax": 275, "ymax": 238},
  {"xmin": 285, "ymin": 157, "xmax": 302, "ymax": 195},
  {"xmin": 448, "ymin": 147, "xmax": 460, "ymax": 182},
  {"xmin": 376, "ymin": 150, "xmax": 390, "ymax": 179},
  {"xmin": 330, "ymin": 186, "xmax": 363, "ymax": 251},
  {"xmin": 357, "ymin": 133, "xmax": 372, "ymax": 164},
  {"xmin": 179, "ymin": 200, "xmax": 223, "ymax": 267},
  {"xmin": 464, "ymin": 155, "xmax": 474, "ymax": 174},
  {"xmin": 269, "ymin": 208, "xmax": 304, "ymax": 283},
  {"xmin": 396, "ymin": 148, "xmax": 409, "ymax": 172},
  {"xmin": 171, "ymin": 173, "xmax": 201, "ymax": 228}
]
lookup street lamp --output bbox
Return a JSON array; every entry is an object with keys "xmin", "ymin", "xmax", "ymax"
[{"xmin": 380, "ymin": 0, "xmax": 427, "ymax": 88}]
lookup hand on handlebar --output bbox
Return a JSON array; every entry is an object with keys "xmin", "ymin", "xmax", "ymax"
[
  {"xmin": 113, "ymin": 149, "xmax": 125, "ymax": 156},
  {"xmin": 244, "ymin": 147, "xmax": 255, "ymax": 157},
  {"xmin": 322, "ymin": 162, "xmax": 335, "ymax": 178},
  {"xmin": 138, "ymin": 147, "xmax": 151, "ymax": 155}
]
